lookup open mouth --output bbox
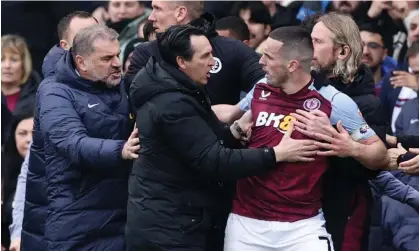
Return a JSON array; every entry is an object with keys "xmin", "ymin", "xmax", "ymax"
[
  {"xmin": 111, "ymin": 71, "xmax": 121, "ymax": 77},
  {"xmin": 206, "ymin": 72, "xmax": 211, "ymax": 80}
]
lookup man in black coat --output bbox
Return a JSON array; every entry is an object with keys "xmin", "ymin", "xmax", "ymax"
[
  {"xmin": 124, "ymin": 1, "xmax": 264, "ymax": 106},
  {"xmin": 126, "ymin": 25, "xmax": 318, "ymax": 251}
]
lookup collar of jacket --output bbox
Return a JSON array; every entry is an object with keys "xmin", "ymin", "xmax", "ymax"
[{"xmin": 159, "ymin": 61, "xmax": 204, "ymax": 93}]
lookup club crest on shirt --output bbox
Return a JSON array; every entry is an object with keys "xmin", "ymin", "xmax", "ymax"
[
  {"xmin": 303, "ymin": 98, "xmax": 321, "ymax": 111},
  {"xmin": 210, "ymin": 57, "xmax": 222, "ymax": 74}
]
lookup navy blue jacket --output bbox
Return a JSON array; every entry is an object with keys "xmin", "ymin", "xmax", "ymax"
[
  {"xmin": 370, "ymin": 171, "xmax": 419, "ymax": 251},
  {"xmin": 22, "ymin": 45, "xmax": 65, "ymax": 251},
  {"xmin": 36, "ymin": 49, "xmax": 133, "ymax": 251}
]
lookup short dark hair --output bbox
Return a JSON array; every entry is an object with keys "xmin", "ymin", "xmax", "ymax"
[
  {"xmin": 143, "ymin": 20, "xmax": 156, "ymax": 42},
  {"xmin": 358, "ymin": 22, "xmax": 392, "ymax": 50},
  {"xmin": 216, "ymin": 16, "xmax": 250, "ymax": 41},
  {"xmin": 232, "ymin": 1, "xmax": 272, "ymax": 25},
  {"xmin": 158, "ymin": 25, "xmax": 207, "ymax": 67},
  {"xmin": 57, "ymin": 11, "xmax": 97, "ymax": 40},
  {"xmin": 407, "ymin": 41, "xmax": 419, "ymax": 59},
  {"xmin": 269, "ymin": 26, "xmax": 314, "ymax": 72}
]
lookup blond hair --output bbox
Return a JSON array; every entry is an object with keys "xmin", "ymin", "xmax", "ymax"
[
  {"xmin": 1, "ymin": 34, "xmax": 32, "ymax": 85},
  {"xmin": 318, "ymin": 12, "xmax": 362, "ymax": 83}
]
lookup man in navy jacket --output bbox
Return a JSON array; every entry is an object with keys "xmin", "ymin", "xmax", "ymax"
[
  {"xmin": 37, "ymin": 25, "xmax": 137, "ymax": 251},
  {"xmin": 20, "ymin": 11, "xmax": 98, "ymax": 251}
]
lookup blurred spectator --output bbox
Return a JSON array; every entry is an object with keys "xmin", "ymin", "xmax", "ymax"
[
  {"xmin": 394, "ymin": 46, "xmax": 419, "ymax": 136},
  {"xmin": 1, "ymin": 35, "xmax": 39, "ymax": 150},
  {"xmin": 407, "ymin": 10, "xmax": 419, "ymax": 46},
  {"xmin": 1, "ymin": 1, "xmax": 102, "ymax": 74},
  {"xmin": 1, "ymin": 111, "xmax": 34, "ymax": 250},
  {"xmin": 232, "ymin": 1, "xmax": 271, "ymax": 50},
  {"xmin": 262, "ymin": 0, "xmax": 300, "ymax": 29},
  {"xmin": 203, "ymin": 1, "xmax": 236, "ymax": 20},
  {"xmin": 359, "ymin": 22, "xmax": 397, "ymax": 96},
  {"xmin": 1, "ymin": 35, "xmax": 39, "ymax": 115},
  {"xmin": 123, "ymin": 38, "xmax": 145, "ymax": 73},
  {"xmin": 142, "ymin": 20, "xmax": 156, "ymax": 41},
  {"xmin": 216, "ymin": 16, "xmax": 250, "ymax": 44},
  {"xmin": 92, "ymin": 0, "xmax": 151, "ymax": 64},
  {"xmin": 382, "ymin": 41, "xmax": 419, "ymax": 134}
]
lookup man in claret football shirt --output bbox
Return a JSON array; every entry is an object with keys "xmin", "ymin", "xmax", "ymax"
[{"xmin": 224, "ymin": 26, "xmax": 378, "ymax": 251}]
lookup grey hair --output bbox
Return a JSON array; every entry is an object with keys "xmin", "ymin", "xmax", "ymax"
[{"xmin": 72, "ymin": 24, "xmax": 118, "ymax": 57}]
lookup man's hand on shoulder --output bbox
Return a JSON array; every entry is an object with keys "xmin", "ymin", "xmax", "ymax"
[{"xmin": 122, "ymin": 128, "xmax": 140, "ymax": 160}]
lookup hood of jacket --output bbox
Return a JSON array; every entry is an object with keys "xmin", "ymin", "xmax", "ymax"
[
  {"xmin": 130, "ymin": 57, "xmax": 203, "ymax": 109},
  {"xmin": 189, "ymin": 12, "xmax": 218, "ymax": 38},
  {"xmin": 42, "ymin": 45, "xmax": 65, "ymax": 78},
  {"xmin": 55, "ymin": 49, "xmax": 118, "ymax": 93},
  {"xmin": 313, "ymin": 64, "xmax": 376, "ymax": 97}
]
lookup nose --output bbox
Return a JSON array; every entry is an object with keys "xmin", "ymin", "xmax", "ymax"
[
  {"xmin": 2, "ymin": 59, "xmax": 11, "ymax": 68},
  {"xmin": 209, "ymin": 56, "xmax": 215, "ymax": 67},
  {"xmin": 148, "ymin": 10, "xmax": 156, "ymax": 22},
  {"xmin": 119, "ymin": 3, "xmax": 128, "ymax": 16},
  {"xmin": 362, "ymin": 44, "xmax": 369, "ymax": 54},
  {"xmin": 259, "ymin": 55, "xmax": 266, "ymax": 66},
  {"xmin": 25, "ymin": 133, "xmax": 32, "ymax": 144},
  {"xmin": 112, "ymin": 56, "xmax": 122, "ymax": 68}
]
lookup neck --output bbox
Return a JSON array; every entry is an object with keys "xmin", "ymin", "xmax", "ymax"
[
  {"xmin": 280, "ymin": 72, "xmax": 312, "ymax": 95},
  {"xmin": 75, "ymin": 66, "xmax": 93, "ymax": 81},
  {"xmin": 1, "ymin": 82, "xmax": 21, "ymax": 95},
  {"xmin": 372, "ymin": 66, "xmax": 382, "ymax": 85}
]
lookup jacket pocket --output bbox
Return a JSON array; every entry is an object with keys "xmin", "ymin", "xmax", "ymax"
[
  {"xmin": 180, "ymin": 207, "xmax": 210, "ymax": 234},
  {"xmin": 179, "ymin": 192, "xmax": 211, "ymax": 234}
]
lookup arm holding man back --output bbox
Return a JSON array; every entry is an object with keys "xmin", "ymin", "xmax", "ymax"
[{"xmin": 291, "ymin": 92, "xmax": 389, "ymax": 170}]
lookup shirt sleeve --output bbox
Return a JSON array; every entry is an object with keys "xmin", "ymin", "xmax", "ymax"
[
  {"xmin": 9, "ymin": 142, "xmax": 31, "ymax": 240},
  {"xmin": 238, "ymin": 85, "xmax": 255, "ymax": 112},
  {"xmin": 330, "ymin": 92, "xmax": 376, "ymax": 141}
]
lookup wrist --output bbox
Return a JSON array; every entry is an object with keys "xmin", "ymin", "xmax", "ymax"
[
  {"xmin": 230, "ymin": 123, "xmax": 241, "ymax": 140},
  {"xmin": 231, "ymin": 121, "xmax": 247, "ymax": 140},
  {"xmin": 273, "ymin": 145, "xmax": 284, "ymax": 162},
  {"xmin": 350, "ymin": 141, "xmax": 362, "ymax": 159}
]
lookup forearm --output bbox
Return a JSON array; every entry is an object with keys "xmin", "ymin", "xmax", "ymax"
[
  {"xmin": 352, "ymin": 141, "xmax": 389, "ymax": 170},
  {"xmin": 199, "ymin": 145, "xmax": 275, "ymax": 180},
  {"xmin": 62, "ymin": 136, "xmax": 126, "ymax": 168}
]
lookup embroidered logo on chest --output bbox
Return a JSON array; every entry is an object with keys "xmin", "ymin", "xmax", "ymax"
[{"xmin": 303, "ymin": 98, "xmax": 321, "ymax": 111}]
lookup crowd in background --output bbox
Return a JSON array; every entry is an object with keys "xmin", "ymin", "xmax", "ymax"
[{"xmin": 1, "ymin": 1, "xmax": 419, "ymax": 251}]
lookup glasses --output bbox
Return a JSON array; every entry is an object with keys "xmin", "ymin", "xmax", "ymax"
[{"xmin": 362, "ymin": 42, "xmax": 385, "ymax": 50}]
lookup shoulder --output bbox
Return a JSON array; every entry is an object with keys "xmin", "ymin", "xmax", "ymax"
[
  {"xmin": 314, "ymin": 84, "xmax": 356, "ymax": 108},
  {"xmin": 133, "ymin": 41, "xmax": 158, "ymax": 56},
  {"xmin": 211, "ymin": 36, "xmax": 256, "ymax": 57},
  {"xmin": 150, "ymin": 92, "xmax": 199, "ymax": 120}
]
